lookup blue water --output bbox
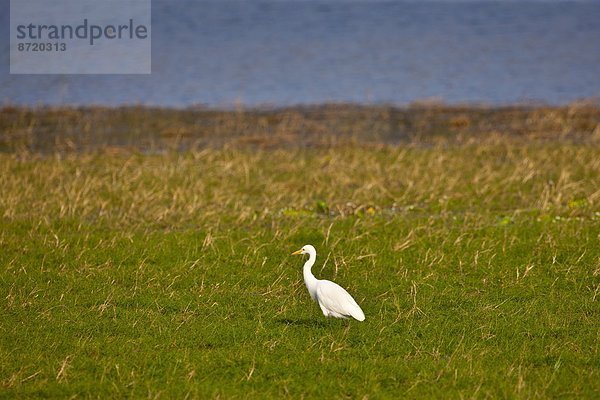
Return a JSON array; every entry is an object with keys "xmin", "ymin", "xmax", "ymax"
[{"xmin": 1, "ymin": 0, "xmax": 599, "ymax": 107}]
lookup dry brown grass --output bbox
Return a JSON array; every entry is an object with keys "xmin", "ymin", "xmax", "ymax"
[{"xmin": 1, "ymin": 144, "xmax": 598, "ymax": 230}]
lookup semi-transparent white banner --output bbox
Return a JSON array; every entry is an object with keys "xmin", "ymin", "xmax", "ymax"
[{"xmin": 10, "ymin": 0, "xmax": 151, "ymax": 74}]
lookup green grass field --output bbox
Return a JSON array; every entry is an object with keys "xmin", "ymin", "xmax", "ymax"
[{"xmin": 1, "ymin": 105, "xmax": 599, "ymax": 398}]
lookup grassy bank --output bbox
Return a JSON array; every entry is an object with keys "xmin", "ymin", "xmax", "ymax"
[
  {"xmin": 1, "ymin": 103, "xmax": 599, "ymax": 152},
  {"xmin": 1, "ymin": 105, "xmax": 599, "ymax": 398}
]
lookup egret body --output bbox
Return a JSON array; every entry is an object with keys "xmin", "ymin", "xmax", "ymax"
[{"xmin": 291, "ymin": 245, "xmax": 365, "ymax": 321}]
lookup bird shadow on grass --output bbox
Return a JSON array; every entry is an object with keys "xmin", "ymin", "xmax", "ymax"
[{"xmin": 275, "ymin": 317, "xmax": 329, "ymax": 328}]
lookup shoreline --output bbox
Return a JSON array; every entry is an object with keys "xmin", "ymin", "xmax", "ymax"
[{"xmin": 1, "ymin": 103, "xmax": 599, "ymax": 153}]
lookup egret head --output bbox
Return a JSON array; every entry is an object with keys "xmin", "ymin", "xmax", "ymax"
[{"xmin": 291, "ymin": 244, "xmax": 316, "ymax": 256}]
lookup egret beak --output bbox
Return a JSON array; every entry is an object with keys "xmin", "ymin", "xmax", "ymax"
[{"xmin": 291, "ymin": 249, "xmax": 303, "ymax": 255}]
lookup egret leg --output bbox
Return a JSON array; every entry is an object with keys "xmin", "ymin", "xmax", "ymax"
[{"xmin": 318, "ymin": 301, "xmax": 329, "ymax": 317}]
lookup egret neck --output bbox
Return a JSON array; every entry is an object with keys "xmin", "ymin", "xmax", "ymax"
[{"xmin": 302, "ymin": 246, "xmax": 318, "ymax": 300}]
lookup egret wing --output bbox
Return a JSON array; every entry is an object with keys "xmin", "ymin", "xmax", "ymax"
[{"xmin": 317, "ymin": 280, "xmax": 365, "ymax": 321}]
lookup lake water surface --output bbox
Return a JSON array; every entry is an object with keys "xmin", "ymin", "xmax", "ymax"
[{"xmin": 1, "ymin": 0, "xmax": 599, "ymax": 107}]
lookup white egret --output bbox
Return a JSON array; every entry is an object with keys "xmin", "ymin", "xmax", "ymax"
[{"xmin": 291, "ymin": 245, "xmax": 365, "ymax": 321}]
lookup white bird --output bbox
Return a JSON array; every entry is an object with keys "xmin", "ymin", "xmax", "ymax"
[{"xmin": 291, "ymin": 245, "xmax": 365, "ymax": 321}]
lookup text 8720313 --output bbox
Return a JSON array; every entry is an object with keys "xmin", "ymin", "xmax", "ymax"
[{"xmin": 17, "ymin": 42, "xmax": 67, "ymax": 52}]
